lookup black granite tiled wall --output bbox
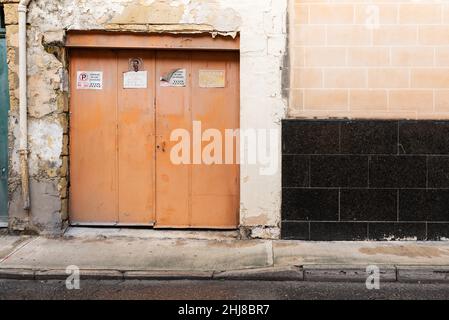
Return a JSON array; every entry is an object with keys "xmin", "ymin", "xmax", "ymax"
[{"xmin": 282, "ymin": 120, "xmax": 449, "ymax": 241}]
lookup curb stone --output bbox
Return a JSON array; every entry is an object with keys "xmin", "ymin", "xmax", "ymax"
[
  {"xmin": 397, "ymin": 266, "xmax": 449, "ymax": 283},
  {"xmin": 0, "ymin": 269, "xmax": 35, "ymax": 280},
  {"xmin": 38, "ymin": 269, "xmax": 124, "ymax": 280},
  {"xmin": 35, "ymin": 269, "xmax": 68, "ymax": 280},
  {"xmin": 303, "ymin": 265, "xmax": 397, "ymax": 283},
  {"xmin": 1, "ymin": 266, "xmax": 449, "ymax": 283},
  {"xmin": 213, "ymin": 266, "xmax": 304, "ymax": 281},
  {"xmin": 0, "ymin": 269, "xmax": 125, "ymax": 281},
  {"xmin": 79, "ymin": 270, "xmax": 124, "ymax": 280},
  {"xmin": 124, "ymin": 271, "xmax": 213, "ymax": 280}
]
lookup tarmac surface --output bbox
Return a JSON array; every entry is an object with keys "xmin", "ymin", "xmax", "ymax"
[{"xmin": 1, "ymin": 279, "xmax": 449, "ymax": 300}]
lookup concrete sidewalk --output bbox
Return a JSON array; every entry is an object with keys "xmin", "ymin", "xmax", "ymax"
[{"xmin": 1, "ymin": 228, "xmax": 449, "ymax": 282}]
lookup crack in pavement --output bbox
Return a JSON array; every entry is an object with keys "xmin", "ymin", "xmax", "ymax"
[{"xmin": 0, "ymin": 237, "xmax": 40, "ymax": 265}]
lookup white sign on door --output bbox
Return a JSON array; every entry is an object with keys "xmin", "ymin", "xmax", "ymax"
[
  {"xmin": 160, "ymin": 69, "xmax": 186, "ymax": 87},
  {"xmin": 123, "ymin": 71, "xmax": 148, "ymax": 89},
  {"xmin": 77, "ymin": 71, "xmax": 103, "ymax": 90}
]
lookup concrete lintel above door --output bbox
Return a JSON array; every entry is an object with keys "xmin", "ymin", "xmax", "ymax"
[{"xmin": 66, "ymin": 32, "xmax": 240, "ymax": 51}]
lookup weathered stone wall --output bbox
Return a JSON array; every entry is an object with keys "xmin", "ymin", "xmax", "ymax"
[
  {"xmin": 1, "ymin": 0, "xmax": 67, "ymax": 234},
  {"xmin": 3, "ymin": 0, "xmax": 287, "ymax": 238}
]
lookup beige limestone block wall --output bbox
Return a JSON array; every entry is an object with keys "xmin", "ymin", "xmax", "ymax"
[{"xmin": 289, "ymin": 0, "xmax": 449, "ymax": 120}]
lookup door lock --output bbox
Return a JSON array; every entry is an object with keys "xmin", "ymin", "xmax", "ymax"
[{"xmin": 157, "ymin": 142, "xmax": 166, "ymax": 152}]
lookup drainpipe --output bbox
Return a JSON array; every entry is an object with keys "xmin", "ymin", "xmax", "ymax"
[{"xmin": 18, "ymin": 0, "xmax": 32, "ymax": 210}]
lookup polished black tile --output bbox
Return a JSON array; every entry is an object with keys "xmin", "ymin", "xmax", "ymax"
[
  {"xmin": 427, "ymin": 223, "xmax": 449, "ymax": 241},
  {"xmin": 399, "ymin": 121, "xmax": 449, "ymax": 155},
  {"xmin": 340, "ymin": 121, "xmax": 398, "ymax": 155},
  {"xmin": 310, "ymin": 155, "xmax": 368, "ymax": 188},
  {"xmin": 340, "ymin": 189, "xmax": 397, "ymax": 221},
  {"xmin": 369, "ymin": 156, "xmax": 427, "ymax": 188},
  {"xmin": 282, "ymin": 120, "xmax": 340, "ymax": 154},
  {"xmin": 399, "ymin": 189, "xmax": 449, "ymax": 222},
  {"xmin": 368, "ymin": 222, "xmax": 426, "ymax": 240},
  {"xmin": 281, "ymin": 120, "xmax": 449, "ymax": 241},
  {"xmin": 282, "ymin": 155, "xmax": 310, "ymax": 187},
  {"xmin": 281, "ymin": 221, "xmax": 310, "ymax": 240},
  {"xmin": 282, "ymin": 188, "xmax": 339, "ymax": 221},
  {"xmin": 428, "ymin": 156, "xmax": 449, "ymax": 188},
  {"xmin": 309, "ymin": 222, "xmax": 368, "ymax": 241}
]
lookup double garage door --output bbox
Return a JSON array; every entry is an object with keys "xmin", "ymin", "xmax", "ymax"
[{"xmin": 69, "ymin": 49, "xmax": 239, "ymax": 228}]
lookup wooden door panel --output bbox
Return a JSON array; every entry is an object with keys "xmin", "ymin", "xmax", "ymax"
[
  {"xmin": 190, "ymin": 52, "xmax": 240, "ymax": 228},
  {"xmin": 70, "ymin": 48, "xmax": 240, "ymax": 229},
  {"xmin": 70, "ymin": 49, "xmax": 118, "ymax": 223},
  {"xmin": 155, "ymin": 51, "xmax": 191, "ymax": 228},
  {"xmin": 117, "ymin": 50, "xmax": 156, "ymax": 224},
  {"xmin": 155, "ymin": 51, "xmax": 240, "ymax": 228}
]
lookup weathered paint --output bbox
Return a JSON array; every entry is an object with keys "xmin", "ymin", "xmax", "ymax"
[
  {"xmin": 66, "ymin": 32, "xmax": 240, "ymax": 50},
  {"xmin": 70, "ymin": 46, "xmax": 239, "ymax": 228},
  {"xmin": 3, "ymin": 0, "xmax": 287, "ymax": 237},
  {"xmin": 69, "ymin": 49, "xmax": 122, "ymax": 224},
  {"xmin": 155, "ymin": 50, "xmax": 240, "ymax": 228},
  {"xmin": 0, "ymin": 7, "xmax": 9, "ymax": 225},
  {"xmin": 70, "ymin": 49, "xmax": 157, "ymax": 225}
]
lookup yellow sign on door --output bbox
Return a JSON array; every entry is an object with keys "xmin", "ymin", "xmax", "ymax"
[{"xmin": 199, "ymin": 70, "xmax": 226, "ymax": 88}]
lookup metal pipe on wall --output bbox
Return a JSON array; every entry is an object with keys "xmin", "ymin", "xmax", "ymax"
[{"xmin": 18, "ymin": 0, "xmax": 32, "ymax": 210}]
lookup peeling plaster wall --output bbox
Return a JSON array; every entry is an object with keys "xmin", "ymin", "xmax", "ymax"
[{"xmin": 4, "ymin": 0, "xmax": 287, "ymax": 238}]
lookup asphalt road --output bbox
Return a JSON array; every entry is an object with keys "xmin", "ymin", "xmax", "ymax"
[{"xmin": 0, "ymin": 279, "xmax": 449, "ymax": 300}]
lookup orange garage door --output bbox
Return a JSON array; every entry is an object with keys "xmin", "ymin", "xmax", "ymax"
[{"xmin": 69, "ymin": 49, "xmax": 240, "ymax": 228}]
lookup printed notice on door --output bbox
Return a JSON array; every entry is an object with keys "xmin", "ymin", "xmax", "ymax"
[
  {"xmin": 77, "ymin": 71, "xmax": 103, "ymax": 90},
  {"xmin": 199, "ymin": 70, "xmax": 226, "ymax": 88},
  {"xmin": 160, "ymin": 69, "xmax": 186, "ymax": 87},
  {"xmin": 123, "ymin": 71, "xmax": 148, "ymax": 89}
]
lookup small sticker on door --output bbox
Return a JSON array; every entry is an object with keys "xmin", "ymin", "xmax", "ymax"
[
  {"xmin": 160, "ymin": 69, "xmax": 186, "ymax": 87},
  {"xmin": 77, "ymin": 71, "xmax": 103, "ymax": 90},
  {"xmin": 199, "ymin": 70, "xmax": 226, "ymax": 88},
  {"xmin": 123, "ymin": 71, "xmax": 148, "ymax": 89}
]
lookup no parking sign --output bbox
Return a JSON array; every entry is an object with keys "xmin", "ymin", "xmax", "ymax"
[{"xmin": 77, "ymin": 71, "xmax": 103, "ymax": 90}]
